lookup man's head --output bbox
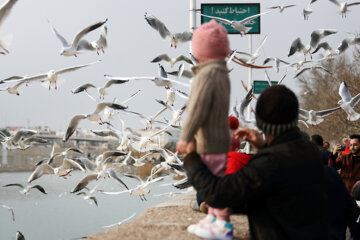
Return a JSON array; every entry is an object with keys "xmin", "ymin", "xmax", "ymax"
[
  {"xmin": 311, "ymin": 134, "xmax": 324, "ymax": 149},
  {"xmin": 256, "ymin": 85, "xmax": 299, "ymax": 137},
  {"xmin": 323, "ymin": 141, "xmax": 330, "ymax": 150},
  {"xmin": 349, "ymin": 134, "xmax": 360, "ymax": 155},
  {"xmin": 191, "ymin": 19, "xmax": 230, "ymax": 63}
]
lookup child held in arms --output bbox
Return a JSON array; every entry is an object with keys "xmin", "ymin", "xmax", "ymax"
[{"xmin": 176, "ymin": 19, "xmax": 233, "ymax": 240}]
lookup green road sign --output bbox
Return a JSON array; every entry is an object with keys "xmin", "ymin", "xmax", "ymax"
[
  {"xmin": 201, "ymin": 3, "xmax": 261, "ymax": 34},
  {"xmin": 253, "ymin": 80, "xmax": 278, "ymax": 94}
]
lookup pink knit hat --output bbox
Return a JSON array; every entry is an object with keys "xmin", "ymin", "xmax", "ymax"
[{"xmin": 192, "ymin": 19, "xmax": 230, "ymax": 62}]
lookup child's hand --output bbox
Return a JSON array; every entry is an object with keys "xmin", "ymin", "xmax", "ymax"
[
  {"xmin": 176, "ymin": 140, "xmax": 188, "ymax": 154},
  {"xmin": 187, "ymin": 139, "xmax": 196, "ymax": 153}
]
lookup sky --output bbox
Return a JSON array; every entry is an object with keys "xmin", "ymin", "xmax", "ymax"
[{"xmin": 0, "ymin": 0, "xmax": 359, "ymax": 132}]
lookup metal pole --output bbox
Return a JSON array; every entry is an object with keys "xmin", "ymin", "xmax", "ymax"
[
  {"xmin": 189, "ymin": 0, "xmax": 196, "ymax": 53},
  {"xmin": 245, "ymin": 34, "xmax": 253, "ymax": 154}
]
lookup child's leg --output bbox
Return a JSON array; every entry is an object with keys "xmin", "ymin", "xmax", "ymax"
[{"xmin": 213, "ymin": 207, "xmax": 231, "ymax": 222}]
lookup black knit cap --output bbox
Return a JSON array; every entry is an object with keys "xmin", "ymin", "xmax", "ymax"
[{"xmin": 255, "ymin": 85, "xmax": 299, "ymax": 136}]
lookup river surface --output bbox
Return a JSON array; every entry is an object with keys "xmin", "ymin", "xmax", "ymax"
[{"xmin": 0, "ymin": 170, "xmax": 179, "ymax": 240}]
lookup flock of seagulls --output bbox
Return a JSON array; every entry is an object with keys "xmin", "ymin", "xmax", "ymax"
[{"xmin": 1, "ymin": 0, "xmax": 360, "ymax": 239}]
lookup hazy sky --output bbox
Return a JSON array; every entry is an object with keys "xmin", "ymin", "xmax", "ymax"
[{"xmin": 0, "ymin": 0, "xmax": 359, "ymax": 132}]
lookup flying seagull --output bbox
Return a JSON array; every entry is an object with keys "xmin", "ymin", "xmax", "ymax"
[
  {"xmin": 338, "ymin": 81, "xmax": 360, "ymax": 121},
  {"xmin": 198, "ymin": 11, "xmax": 272, "ymax": 36},
  {"xmin": 150, "ymin": 54, "xmax": 193, "ymax": 67},
  {"xmin": 299, "ymin": 107, "xmax": 341, "ymax": 125},
  {"xmin": 310, "ymin": 29, "xmax": 338, "ymax": 48},
  {"xmin": 77, "ymin": 25, "xmax": 108, "ymax": 55},
  {"xmin": 49, "ymin": 18, "xmax": 108, "ymax": 56},
  {"xmin": 2, "ymin": 183, "xmax": 47, "ymax": 195},
  {"xmin": 144, "ymin": 12, "xmax": 192, "ymax": 48},
  {"xmin": 268, "ymin": 5, "xmax": 296, "ymax": 13},
  {"xmin": 328, "ymin": 0, "xmax": 360, "ymax": 17}
]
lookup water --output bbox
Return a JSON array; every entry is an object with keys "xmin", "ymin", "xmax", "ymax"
[{"xmin": 0, "ymin": 170, "xmax": 177, "ymax": 240}]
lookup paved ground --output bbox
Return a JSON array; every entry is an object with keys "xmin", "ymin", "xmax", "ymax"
[{"xmin": 87, "ymin": 191, "xmax": 250, "ymax": 240}]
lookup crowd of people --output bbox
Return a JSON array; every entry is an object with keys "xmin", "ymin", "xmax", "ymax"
[{"xmin": 176, "ymin": 19, "xmax": 360, "ymax": 240}]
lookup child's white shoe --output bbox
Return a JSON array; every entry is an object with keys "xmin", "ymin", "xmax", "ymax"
[
  {"xmin": 195, "ymin": 219, "xmax": 233, "ymax": 240},
  {"xmin": 187, "ymin": 214, "xmax": 215, "ymax": 234}
]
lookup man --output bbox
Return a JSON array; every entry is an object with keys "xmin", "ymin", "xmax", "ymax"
[
  {"xmin": 184, "ymin": 85, "xmax": 327, "ymax": 239},
  {"xmin": 311, "ymin": 134, "xmax": 331, "ymax": 165},
  {"xmin": 329, "ymin": 134, "xmax": 360, "ymax": 195}
]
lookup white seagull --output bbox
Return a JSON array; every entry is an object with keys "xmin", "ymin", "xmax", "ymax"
[
  {"xmin": 338, "ymin": 81, "xmax": 360, "ymax": 121},
  {"xmin": 2, "ymin": 61, "xmax": 100, "ymax": 90},
  {"xmin": 328, "ymin": 0, "xmax": 360, "ymax": 17},
  {"xmin": 150, "ymin": 54, "xmax": 194, "ymax": 67},
  {"xmin": 199, "ymin": 11, "xmax": 272, "ymax": 36},
  {"xmin": 77, "ymin": 25, "xmax": 108, "ymax": 55},
  {"xmin": 49, "ymin": 18, "xmax": 108, "ymax": 56},
  {"xmin": 144, "ymin": 12, "xmax": 192, "ymax": 48},
  {"xmin": 268, "ymin": 5, "xmax": 296, "ymax": 13},
  {"xmin": 303, "ymin": 0, "xmax": 318, "ymax": 20},
  {"xmin": 63, "ymin": 102, "xmax": 128, "ymax": 142},
  {"xmin": 288, "ymin": 37, "xmax": 312, "ymax": 59},
  {"xmin": 294, "ymin": 65, "xmax": 332, "ymax": 78},
  {"xmin": 2, "ymin": 183, "xmax": 47, "ymax": 195},
  {"xmin": 0, "ymin": 0, "xmax": 19, "ymax": 54},
  {"xmin": 310, "ymin": 29, "xmax": 338, "ymax": 48},
  {"xmin": 299, "ymin": 107, "xmax": 341, "ymax": 125}
]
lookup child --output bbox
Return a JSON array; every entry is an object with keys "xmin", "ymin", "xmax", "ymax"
[{"xmin": 176, "ymin": 19, "xmax": 232, "ymax": 240}]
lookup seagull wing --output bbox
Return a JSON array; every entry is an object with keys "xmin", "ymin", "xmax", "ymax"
[
  {"xmin": 240, "ymin": 11, "xmax": 272, "ymax": 25},
  {"xmin": 3, "ymin": 183, "xmax": 24, "ymax": 189},
  {"xmin": 339, "ymin": 82, "xmax": 352, "ymax": 102},
  {"xmin": 48, "ymin": 21, "xmax": 69, "ymax": 47},
  {"xmin": 348, "ymin": 2, "xmax": 360, "ymax": 7},
  {"xmin": 175, "ymin": 55, "xmax": 193, "ymax": 65},
  {"xmin": 328, "ymin": 0, "xmax": 342, "ymax": 7},
  {"xmin": 254, "ymin": 35, "xmax": 268, "ymax": 55},
  {"xmin": 151, "ymin": 54, "xmax": 171, "ymax": 63},
  {"xmin": 21, "ymin": 136, "xmax": 48, "ymax": 145},
  {"xmin": 63, "ymin": 114, "xmax": 87, "ymax": 142},
  {"xmin": 77, "ymin": 39, "xmax": 94, "ymax": 51},
  {"xmin": 28, "ymin": 164, "xmax": 54, "ymax": 183},
  {"xmin": 120, "ymin": 89, "xmax": 141, "ymax": 105},
  {"xmin": 350, "ymin": 93, "xmax": 360, "ymax": 108},
  {"xmin": 70, "ymin": 19, "xmax": 108, "ymax": 49},
  {"xmin": 298, "ymin": 108, "xmax": 309, "ymax": 119},
  {"xmin": 30, "ymin": 185, "xmax": 47, "ymax": 194},
  {"xmin": 294, "ymin": 67, "xmax": 310, "ymax": 78},
  {"xmin": 316, "ymin": 106, "xmax": 341, "ymax": 117},
  {"xmin": 71, "ymin": 174, "xmax": 98, "ymax": 193},
  {"xmin": 312, "ymin": 42, "xmax": 332, "ymax": 54},
  {"xmin": 93, "ymin": 102, "xmax": 127, "ymax": 114},
  {"xmin": 91, "ymin": 130, "xmax": 120, "ymax": 139},
  {"xmin": 144, "ymin": 13, "xmax": 171, "ymax": 39},
  {"xmin": 239, "ymin": 86, "xmax": 254, "ymax": 123},
  {"xmin": 0, "ymin": 0, "xmax": 18, "ymax": 27},
  {"xmin": 56, "ymin": 61, "xmax": 99, "ymax": 75},
  {"xmin": 173, "ymin": 31, "xmax": 193, "ymax": 42},
  {"xmin": 61, "ymin": 158, "xmax": 86, "ymax": 173},
  {"xmin": 12, "ymin": 129, "xmax": 36, "ymax": 143},
  {"xmin": 103, "ymin": 79, "xmax": 129, "ymax": 89},
  {"xmin": 107, "ymin": 168, "xmax": 129, "ymax": 190},
  {"xmin": 71, "ymin": 83, "xmax": 96, "ymax": 94},
  {"xmin": 199, "ymin": 13, "xmax": 232, "ymax": 25},
  {"xmin": 288, "ymin": 38, "xmax": 304, "ymax": 57}
]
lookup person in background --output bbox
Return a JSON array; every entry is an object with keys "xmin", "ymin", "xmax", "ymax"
[
  {"xmin": 184, "ymin": 85, "xmax": 327, "ymax": 239},
  {"xmin": 329, "ymin": 134, "xmax": 360, "ymax": 195},
  {"xmin": 176, "ymin": 19, "xmax": 233, "ymax": 239},
  {"xmin": 311, "ymin": 134, "xmax": 331, "ymax": 165}
]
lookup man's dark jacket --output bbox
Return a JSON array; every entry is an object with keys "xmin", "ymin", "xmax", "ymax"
[{"xmin": 184, "ymin": 129, "xmax": 327, "ymax": 240}]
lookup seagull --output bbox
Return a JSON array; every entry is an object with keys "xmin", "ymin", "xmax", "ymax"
[
  {"xmin": 150, "ymin": 54, "xmax": 193, "ymax": 67},
  {"xmin": 1, "ymin": 204, "xmax": 15, "ymax": 221},
  {"xmin": 303, "ymin": 0, "xmax": 318, "ymax": 20},
  {"xmin": 49, "ymin": 18, "xmax": 108, "ymax": 56},
  {"xmin": 3, "ymin": 61, "xmax": 100, "ymax": 90},
  {"xmin": 127, "ymin": 105, "xmax": 167, "ymax": 130},
  {"xmin": 72, "ymin": 79, "xmax": 129, "ymax": 99},
  {"xmin": 123, "ymin": 174, "xmax": 164, "ymax": 201},
  {"xmin": 63, "ymin": 102, "xmax": 128, "ymax": 142},
  {"xmin": 288, "ymin": 37, "xmax": 312, "ymax": 59},
  {"xmin": 104, "ymin": 64, "xmax": 190, "ymax": 89},
  {"xmin": 268, "ymin": 5, "xmax": 296, "ymax": 13},
  {"xmin": 263, "ymin": 57, "xmax": 289, "ymax": 72},
  {"xmin": 76, "ymin": 192, "xmax": 98, "ymax": 206},
  {"xmin": 199, "ymin": 11, "xmax": 272, "ymax": 36},
  {"xmin": 144, "ymin": 12, "xmax": 192, "ymax": 48},
  {"xmin": 238, "ymin": 85, "xmax": 256, "ymax": 127},
  {"xmin": 310, "ymin": 29, "xmax": 338, "ymax": 48},
  {"xmin": 0, "ymin": 81, "xmax": 25, "ymax": 95},
  {"xmin": 337, "ymin": 37, "xmax": 360, "ymax": 54},
  {"xmin": 299, "ymin": 107, "xmax": 341, "ymax": 125},
  {"xmin": 71, "ymin": 168, "xmax": 128, "ymax": 193},
  {"xmin": 328, "ymin": 0, "xmax": 360, "ymax": 17},
  {"xmin": 235, "ymin": 35, "xmax": 268, "ymax": 64},
  {"xmin": 338, "ymin": 81, "xmax": 360, "ymax": 121},
  {"xmin": 0, "ymin": 0, "xmax": 18, "ymax": 54},
  {"xmin": 16, "ymin": 137, "xmax": 48, "ymax": 150},
  {"xmin": 0, "ymin": 129, "xmax": 36, "ymax": 150},
  {"xmin": 294, "ymin": 66, "xmax": 332, "ymax": 78},
  {"xmin": 35, "ymin": 144, "xmax": 83, "ymax": 166},
  {"xmin": 28, "ymin": 158, "xmax": 86, "ymax": 183},
  {"xmin": 77, "ymin": 25, "xmax": 108, "ymax": 55},
  {"xmin": 102, "ymin": 212, "xmax": 136, "ymax": 228},
  {"xmin": 16, "ymin": 231, "xmax": 25, "ymax": 240},
  {"xmin": 2, "ymin": 183, "xmax": 47, "ymax": 195},
  {"xmin": 156, "ymin": 99, "xmax": 186, "ymax": 125},
  {"xmin": 311, "ymin": 42, "xmax": 339, "ymax": 61}
]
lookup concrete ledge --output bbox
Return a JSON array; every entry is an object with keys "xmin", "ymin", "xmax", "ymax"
[{"xmin": 86, "ymin": 191, "xmax": 250, "ymax": 240}]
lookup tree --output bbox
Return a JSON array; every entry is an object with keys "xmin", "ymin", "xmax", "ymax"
[{"xmin": 297, "ymin": 50, "xmax": 360, "ymax": 144}]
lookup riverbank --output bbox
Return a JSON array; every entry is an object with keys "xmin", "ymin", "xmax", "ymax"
[{"xmin": 86, "ymin": 190, "xmax": 250, "ymax": 240}]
